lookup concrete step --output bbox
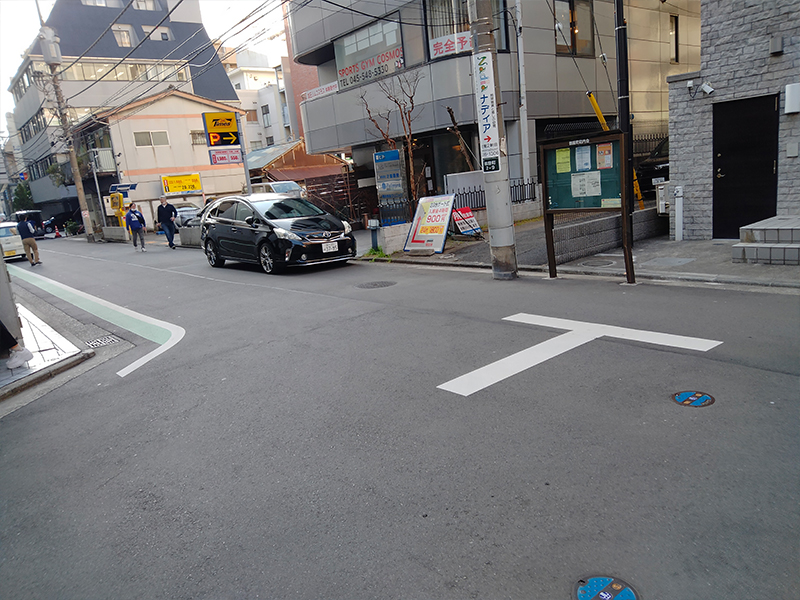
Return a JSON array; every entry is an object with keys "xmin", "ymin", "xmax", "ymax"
[
  {"xmin": 732, "ymin": 242, "xmax": 800, "ymax": 265},
  {"xmin": 739, "ymin": 216, "xmax": 800, "ymax": 243}
]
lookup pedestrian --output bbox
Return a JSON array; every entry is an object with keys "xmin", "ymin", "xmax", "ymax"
[
  {"xmin": 125, "ymin": 202, "xmax": 147, "ymax": 252},
  {"xmin": 157, "ymin": 195, "xmax": 178, "ymax": 249},
  {"xmin": 1, "ymin": 319, "xmax": 34, "ymax": 369},
  {"xmin": 18, "ymin": 216, "xmax": 41, "ymax": 266}
]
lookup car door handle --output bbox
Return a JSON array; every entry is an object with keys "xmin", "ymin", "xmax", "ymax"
[
  {"xmin": 716, "ymin": 169, "xmax": 725, "ymax": 178},
  {"xmin": 231, "ymin": 227, "xmax": 238, "ymax": 232}
]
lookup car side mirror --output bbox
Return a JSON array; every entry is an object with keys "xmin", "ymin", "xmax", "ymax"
[{"xmin": 245, "ymin": 216, "xmax": 255, "ymax": 226}]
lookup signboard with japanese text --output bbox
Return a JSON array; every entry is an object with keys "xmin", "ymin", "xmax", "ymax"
[
  {"xmin": 474, "ymin": 52, "xmax": 500, "ymax": 173},
  {"xmin": 162, "ymin": 173, "xmax": 202, "ymax": 196},
  {"xmin": 374, "ymin": 149, "xmax": 406, "ymax": 205},
  {"xmin": 302, "ymin": 81, "xmax": 339, "ymax": 101},
  {"xmin": 334, "ymin": 19, "xmax": 404, "ymax": 90},
  {"xmin": 203, "ymin": 112, "xmax": 240, "ymax": 147},
  {"xmin": 452, "ymin": 207, "xmax": 482, "ymax": 235},
  {"xmin": 209, "ymin": 148, "xmax": 242, "ymax": 165},
  {"xmin": 404, "ymin": 195, "xmax": 455, "ymax": 253},
  {"xmin": 429, "ymin": 31, "xmax": 472, "ymax": 59}
]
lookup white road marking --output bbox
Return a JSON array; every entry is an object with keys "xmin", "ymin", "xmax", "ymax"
[{"xmin": 438, "ymin": 313, "xmax": 723, "ymax": 397}]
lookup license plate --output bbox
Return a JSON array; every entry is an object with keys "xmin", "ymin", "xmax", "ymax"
[
  {"xmin": 321, "ymin": 241, "xmax": 338, "ymax": 253},
  {"xmin": 4, "ymin": 250, "xmax": 15, "ymax": 257},
  {"xmin": 652, "ymin": 177, "xmax": 666, "ymax": 184}
]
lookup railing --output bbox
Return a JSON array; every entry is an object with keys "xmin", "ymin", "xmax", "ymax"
[
  {"xmin": 378, "ymin": 200, "xmax": 412, "ymax": 226},
  {"xmin": 452, "ymin": 177, "xmax": 537, "ymax": 211}
]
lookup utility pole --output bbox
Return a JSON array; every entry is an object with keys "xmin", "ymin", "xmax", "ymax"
[
  {"xmin": 614, "ymin": 0, "xmax": 634, "ymax": 249},
  {"xmin": 40, "ymin": 26, "xmax": 97, "ymax": 242},
  {"xmin": 515, "ymin": 0, "xmax": 530, "ymax": 182},
  {"xmin": 470, "ymin": 0, "xmax": 517, "ymax": 280}
]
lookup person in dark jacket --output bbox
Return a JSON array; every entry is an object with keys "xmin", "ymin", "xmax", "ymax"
[
  {"xmin": 18, "ymin": 217, "xmax": 40, "ymax": 266},
  {"xmin": 157, "ymin": 195, "xmax": 178, "ymax": 249},
  {"xmin": 125, "ymin": 203, "xmax": 147, "ymax": 251}
]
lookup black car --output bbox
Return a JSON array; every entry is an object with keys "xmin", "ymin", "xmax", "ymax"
[
  {"xmin": 200, "ymin": 194, "xmax": 356, "ymax": 273},
  {"xmin": 636, "ymin": 137, "xmax": 669, "ymax": 196}
]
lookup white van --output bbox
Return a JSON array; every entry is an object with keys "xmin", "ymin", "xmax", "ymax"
[
  {"xmin": 251, "ymin": 181, "xmax": 306, "ymax": 199},
  {"xmin": 0, "ymin": 222, "xmax": 26, "ymax": 261}
]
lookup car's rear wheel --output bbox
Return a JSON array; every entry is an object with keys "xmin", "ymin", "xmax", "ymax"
[
  {"xmin": 44, "ymin": 224, "xmax": 54, "ymax": 234},
  {"xmin": 259, "ymin": 243, "xmax": 282, "ymax": 274},
  {"xmin": 205, "ymin": 239, "xmax": 225, "ymax": 268}
]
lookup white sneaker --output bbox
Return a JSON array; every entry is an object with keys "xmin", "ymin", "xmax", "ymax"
[
  {"xmin": 142, "ymin": 247, "xmax": 146, "ymax": 252},
  {"xmin": 6, "ymin": 347, "xmax": 34, "ymax": 369}
]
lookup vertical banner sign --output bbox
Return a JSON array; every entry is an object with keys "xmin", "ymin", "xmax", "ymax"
[
  {"xmin": 404, "ymin": 195, "xmax": 456, "ymax": 253},
  {"xmin": 474, "ymin": 52, "xmax": 500, "ymax": 173},
  {"xmin": 373, "ymin": 149, "xmax": 406, "ymax": 205}
]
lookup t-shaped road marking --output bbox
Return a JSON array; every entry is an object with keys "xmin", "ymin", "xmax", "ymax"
[{"xmin": 438, "ymin": 313, "xmax": 723, "ymax": 397}]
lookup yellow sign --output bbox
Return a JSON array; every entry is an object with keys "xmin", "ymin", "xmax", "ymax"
[
  {"xmin": 556, "ymin": 148, "xmax": 571, "ymax": 173},
  {"xmin": 203, "ymin": 112, "xmax": 240, "ymax": 147},
  {"xmin": 162, "ymin": 173, "xmax": 202, "ymax": 196}
]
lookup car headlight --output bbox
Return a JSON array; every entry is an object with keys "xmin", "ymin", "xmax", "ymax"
[
  {"xmin": 274, "ymin": 226, "xmax": 302, "ymax": 241},
  {"xmin": 342, "ymin": 220, "xmax": 352, "ymax": 234}
]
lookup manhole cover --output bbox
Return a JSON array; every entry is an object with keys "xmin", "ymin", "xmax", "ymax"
[
  {"xmin": 581, "ymin": 259, "xmax": 615, "ymax": 267},
  {"xmin": 85, "ymin": 335, "xmax": 122, "ymax": 348},
  {"xmin": 575, "ymin": 576, "xmax": 639, "ymax": 600},
  {"xmin": 673, "ymin": 390, "xmax": 715, "ymax": 408},
  {"xmin": 355, "ymin": 281, "xmax": 397, "ymax": 289}
]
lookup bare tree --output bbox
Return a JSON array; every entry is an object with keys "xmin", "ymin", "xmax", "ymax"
[{"xmin": 360, "ymin": 71, "xmax": 425, "ymax": 205}]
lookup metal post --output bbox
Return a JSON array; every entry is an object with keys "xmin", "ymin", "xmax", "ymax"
[
  {"xmin": 236, "ymin": 113, "xmax": 252, "ymax": 195},
  {"xmin": 470, "ymin": 0, "xmax": 518, "ymax": 280}
]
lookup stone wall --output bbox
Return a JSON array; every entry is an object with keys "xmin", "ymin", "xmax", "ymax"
[{"xmin": 667, "ymin": 0, "xmax": 800, "ymax": 240}]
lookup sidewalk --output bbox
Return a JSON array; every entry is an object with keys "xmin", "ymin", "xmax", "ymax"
[{"xmin": 354, "ymin": 220, "xmax": 800, "ymax": 290}]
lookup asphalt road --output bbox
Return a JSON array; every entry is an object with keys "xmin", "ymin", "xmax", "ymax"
[{"xmin": 1, "ymin": 236, "xmax": 798, "ymax": 599}]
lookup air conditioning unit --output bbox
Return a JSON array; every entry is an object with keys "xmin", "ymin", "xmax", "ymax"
[{"xmin": 656, "ymin": 182, "xmax": 670, "ymax": 215}]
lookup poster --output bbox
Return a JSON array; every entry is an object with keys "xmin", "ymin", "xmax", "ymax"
[
  {"xmin": 404, "ymin": 195, "xmax": 456, "ymax": 253},
  {"xmin": 597, "ymin": 143, "xmax": 613, "ymax": 169},
  {"xmin": 556, "ymin": 148, "xmax": 571, "ymax": 173},
  {"xmin": 570, "ymin": 172, "xmax": 602, "ymax": 197},
  {"xmin": 575, "ymin": 145, "xmax": 592, "ymax": 171},
  {"xmin": 452, "ymin": 207, "xmax": 482, "ymax": 235}
]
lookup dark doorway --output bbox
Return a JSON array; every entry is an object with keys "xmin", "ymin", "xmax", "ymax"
[{"xmin": 712, "ymin": 94, "xmax": 779, "ymax": 238}]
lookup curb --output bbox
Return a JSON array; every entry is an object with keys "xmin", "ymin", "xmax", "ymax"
[
  {"xmin": 0, "ymin": 350, "xmax": 95, "ymax": 402},
  {"xmin": 355, "ymin": 256, "xmax": 800, "ymax": 290}
]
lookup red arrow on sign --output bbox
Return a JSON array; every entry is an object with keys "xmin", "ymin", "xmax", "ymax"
[{"xmin": 484, "ymin": 136, "xmax": 492, "ymax": 142}]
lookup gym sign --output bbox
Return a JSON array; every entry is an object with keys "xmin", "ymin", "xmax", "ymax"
[{"xmin": 203, "ymin": 112, "xmax": 240, "ymax": 147}]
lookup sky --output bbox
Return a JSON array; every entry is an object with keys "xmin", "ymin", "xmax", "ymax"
[{"xmin": 0, "ymin": 0, "xmax": 281, "ymax": 139}]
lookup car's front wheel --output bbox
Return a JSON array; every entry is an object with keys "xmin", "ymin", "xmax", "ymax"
[
  {"xmin": 259, "ymin": 243, "xmax": 282, "ymax": 274},
  {"xmin": 44, "ymin": 224, "xmax": 54, "ymax": 234},
  {"xmin": 205, "ymin": 239, "xmax": 225, "ymax": 268}
]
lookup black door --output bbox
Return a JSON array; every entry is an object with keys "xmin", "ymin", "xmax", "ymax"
[{"xmin": 712, "ymin": 95, "xmax": 779, "ymax": 238}]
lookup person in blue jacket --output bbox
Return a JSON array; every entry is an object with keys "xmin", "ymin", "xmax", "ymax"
[{"xmin": 125, "ymin": 203, "xmax": 147, "ymax": 251}]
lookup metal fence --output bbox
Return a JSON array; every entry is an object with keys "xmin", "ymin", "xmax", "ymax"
[{"xmin": 452, "ymin": 177, "xmax": 537, "ymax": 211}]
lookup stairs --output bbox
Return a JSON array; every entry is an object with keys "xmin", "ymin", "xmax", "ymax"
[{"xmin": 732, "ymin": 216, "xmax": 800, "ymax": 265}]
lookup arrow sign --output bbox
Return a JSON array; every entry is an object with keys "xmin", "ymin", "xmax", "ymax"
[{"xmin": 208, "ymin": 131, "xmax": 239, "ymax": 147}]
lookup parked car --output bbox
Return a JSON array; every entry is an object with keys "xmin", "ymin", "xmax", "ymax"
[
  {"xmin": 0, "ymin": 222, "xmax": 26, "ymax": 261},
  {"xmin": 200, "ymin": 193, "xmax": 356, "ymax": 274},
  {"xmin": 636, "ymin": 137, "xmax": 669, "ymax": 196},
  {"xmin": 174, "ymin": 204, "xmax": 200, "ymax": 227},
  {"xmin": 43, "ymin": 210, "xmax": 80, "ymax": 234},
  {"xmin": 251, "ymin": 181, "xmax": 306, "ymax": 199},
  {"xmin": 10, "ymin": 210, "xmax": 44, "ymax": 236}
]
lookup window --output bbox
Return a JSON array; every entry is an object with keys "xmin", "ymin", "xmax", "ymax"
[
  {"xmin": 425, "ymin": 0, "xmax": 506, "ymax": 58},
  {"xmin": 555, "ymin": 0, "xmax": 594, "ymax": 56},
  {"xmin": 217, "ymin": 201, "xmax": 238, "ymax": 220},
  {"xmin": 142, "ymin": 25, "xmax": 172, "ymax": 41},
  {"xmin": 191, "ymin": 130, "xmax": 206, "ymax": 145},
  {"xmin": 112, "ymin": 25, "xmax": 135, "ymax": 47},
  {"xmin": 261, "ymin": 105, "xmax": 271, "ymax": 127},
  {"xmin": 334, "ymin": 15, "xmax": 404, "ymax": 88},
  {"xmin": 134, "ymin": 131, "xmax": 169, "ymax": 146},
  {"xmin": 133, "ymin": 0, "xmax": 159, "ymax": 9},
  {"xmin": 265, "ymin": 136, "xmax": 274, "ymax": 146},
  {"xmin": 251, "ymin": 141, "xmax": 263, "ymax": 150},
  {"xmin": 670, "ymin": 15, "xmax": 679, "ymax": 63},
  {"xmin": 234, "ymin": 83, "xmax": 241, "ymax": 90},
  {"xmin": 246, "ymin": 110, "xmax": 258, "ymax": 122},
  {"xmin": 235, "ymin": 203, "xmax": 254, "ymax": 222}
]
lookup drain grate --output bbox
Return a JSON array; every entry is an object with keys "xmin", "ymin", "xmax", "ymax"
[
  {"xmin": 673, "ymin": 390, "xmax": 715, "ymax": 408},
  {"xmin": 85, "ymin": 335, "xmax": 122, "ymax": 348},
  {"xmin": 356, "ymin": 281, "xmax": 397, "ymax": 289}
]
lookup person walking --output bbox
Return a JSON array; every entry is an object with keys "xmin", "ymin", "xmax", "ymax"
[
  {"xmin": 125, "ymin": 203, "xmax": 147, "ymax": 251},
  {"xmin": 1, "ymin": 319, "xmax": 34, "ymax": 369},
  {"xmin": 18, "ymin": 216, "xmax": 41, "ymax": 266},
  {"xmin": 157, "ymin": 195, "xmax": 178, "ymax": 249}
]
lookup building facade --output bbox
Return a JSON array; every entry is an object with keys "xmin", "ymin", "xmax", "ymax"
[
  {"xmin": 288, "ymin": 0, "xmax": 700, "ymax": 195},
  {"xmin": 667, "ymin": 0, "xmax": 800, "ymax": 240},
  {"xmin": 5, "ymin": 0, "xmax": 237, "ymax": 220}
]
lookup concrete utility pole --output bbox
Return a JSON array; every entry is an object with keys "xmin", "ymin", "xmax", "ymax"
[
  {"xmin": 614, "ymin": 0, "xmax": 634, "ymax": 248},
  {"xmin": 40, "ymin": 26, "xmax": 97, "ymax": 242},
  {"xmin": 470, "ymin": 0, "xmax": 518, "ymax": 280}
]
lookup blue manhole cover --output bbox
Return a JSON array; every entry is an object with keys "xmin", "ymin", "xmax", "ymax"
[
  {"xmin": 575, "ymin": 576, "xmax": 639, "ymax": 600},
  {"xmin": 673, "ymin": 390, "xmax": 715, "ymax": 408}
]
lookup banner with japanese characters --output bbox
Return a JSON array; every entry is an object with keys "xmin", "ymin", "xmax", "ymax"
[
  {"xmin": 404, "ymin": 195, "xmax": 456, "ymax": 253},
  {"xmin": 474, "ymin": 52, "xmax": 500, "ymax": 173}
]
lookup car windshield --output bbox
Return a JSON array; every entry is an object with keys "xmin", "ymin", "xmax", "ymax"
[
  {"xmin": 269, "ymin": 182, "xmax": 301, "ymax": 194},
  {"xmin": 0, "ymin": 226, "xmax": 18, "ymax": 237},
  {"xmin": 650, "ymin": 138, "xmax": 668, "ymax": 159},
  {"xmin": 252, "ymin": 198, "xmax": 325, "ymax": 220}
]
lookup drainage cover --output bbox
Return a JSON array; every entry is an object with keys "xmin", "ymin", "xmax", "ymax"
[
  {"xmin": 85, "ymin": 335, "xmax": 122, "ymax": 348},
  {"xmin": 673, "ymin": 390, "xmax": 715, "ymax": 408},
  {"xmin": 581, "ymin": 259, "xmax": 615, "ymax": 267},
  {"xmin": 575, "ymin": 576, "xmax": 639, "ymax": 600},
  {"xmin": 355, "ymin": 281, "xmax": 397, "ymax": 289}
]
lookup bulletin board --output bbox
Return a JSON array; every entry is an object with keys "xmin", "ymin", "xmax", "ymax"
[{"xmin": 540, "ymin": 132, "xmax": 624, "ymax": 211}]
